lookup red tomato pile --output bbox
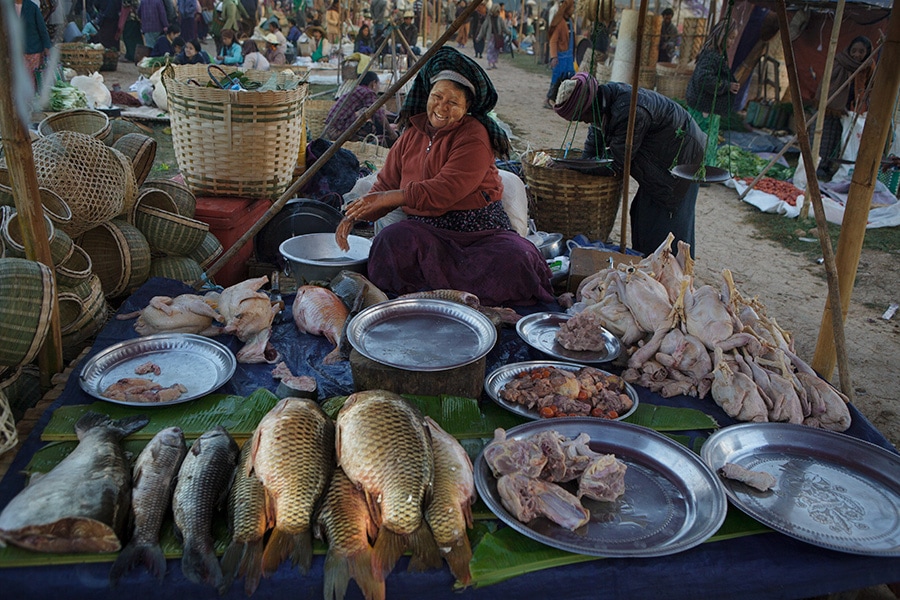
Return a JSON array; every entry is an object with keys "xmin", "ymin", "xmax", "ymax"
[{"xmin": 741, "ymin": 176, "xmax": 804, "ymax": 206}]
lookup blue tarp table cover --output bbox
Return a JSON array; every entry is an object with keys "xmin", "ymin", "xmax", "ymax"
[{"xmin": 1, "ymin": 277, "xmax": 898, "ymax": 599}]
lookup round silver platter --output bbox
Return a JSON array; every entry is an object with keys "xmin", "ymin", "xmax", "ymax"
[
  {"xmin": 78, "ymin": 333, "xmax": 237, "ymax": 407},
  {"xmin": 347, "ymin": 298, "xmax": 497, "ymax": 372},
  {"xmin": 475, "ymin": 418, "xmax": 728, "ymax": 557},
  {"xmin": 483, "ymin": 360, "xmax": 639, "ymax": 422},
  {"xmin": 702, "ymin": 422, "xmax": 900, "ymax": 556},
  {"xmin": 516, "ymin": 311, "xmax": 622, "ymax": 364}
]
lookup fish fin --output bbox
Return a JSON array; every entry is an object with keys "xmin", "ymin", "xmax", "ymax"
[
  {"xmin": 406, "ymin": 523, "xmax": 442, "ymax": 573},
  {"xmin": 240, "ymin": 539, "xmax": 265, "ymax": 596},
  {"xmin": 370, "ymin": 527, "xmax": 408, "ymax": 578},
  {"xmin": 219, "ymin": 541, "xmax": 243, "ymax": 588},
  {"xmin": 262, "ymin": 527, "xmax": 312, "ymax": 577},
  {"xmin": 439, "ymin": 536, "xmax": 473, "ymax": 587},
  {"xmin": 362, "ymin": 489, "xmax": 383, "ymax": 529},
  {"xmin": 181, "ymin": 538, "xmax": 225, "ymax": 592},
  {"xmin": 324, "ymin": 545, "xmax": 385, "ymax": 600},
  {"xmin": 109, "ymin": 541, "xmax": 167, "ymax": 586},
  {"xmin": 113, "ymin": 414, "xmax": 151, "ymax": 439},
  {"xmin": 74, "ymin": 411, "xmax": 112, "ymax": 439},
  {"xmin": 190, "ymin": 435, "xmax": 203, "ymax": 456}
]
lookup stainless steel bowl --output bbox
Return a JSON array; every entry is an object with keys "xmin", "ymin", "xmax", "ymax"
[
  {"xmin": 279, "ymin": 233, "xmax": 371, "ymax": 284},
  {"xmin": 537, "ymin": 232, "xmax": 564, "ymax": 259}
]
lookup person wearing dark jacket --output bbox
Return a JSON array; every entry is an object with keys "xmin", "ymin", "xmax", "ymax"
[
  {"xmin": 685, "ymin": 20, "xmax": 739, "ymax": 117},
  {"xmin": 554, "ymin": 75, "xmax": 706, "ymax": 258},
  {"xmin": 16, "ymin": 0, "xmax": 52, "ymax": 87}
]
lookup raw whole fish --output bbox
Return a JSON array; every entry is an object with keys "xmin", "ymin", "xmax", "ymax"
[
  {"xmin": 329, "ymin": 270, "xmax": 389, "ymax": 310},
  {"xmin": 292, "ymin": 285, "xmax": 349, "ymax": 365}
]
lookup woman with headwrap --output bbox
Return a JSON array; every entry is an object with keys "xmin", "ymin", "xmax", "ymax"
[
  {"xmin": 545, "ymin": 0, "xmax": 575, "ymax": 109},
  {"xmin": 477, "ymin": 4, "xmax": 509, "ymax": 70},
  {"xmin": 336, "ymin": 48, "xmax": 554, "ymax": 306},
  {"xmin": 685, "ymin": 19, "xmax": 740, "ymax": 117},
  {"xmin": 814, "ymin": 35, "xmax": 874, "ymax": 181},
  {"xmin": 553, "ymin": 73, "xmax": 706, "ymax": 258}
]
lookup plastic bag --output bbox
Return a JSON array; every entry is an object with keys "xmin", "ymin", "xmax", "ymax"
[
  {"xmin": 129, "ymin": 76, "xmax": 154, "ymax": 106},
  {"xmin": 70, "ymin": 73, "xmax": 111, "ymax": 108}
]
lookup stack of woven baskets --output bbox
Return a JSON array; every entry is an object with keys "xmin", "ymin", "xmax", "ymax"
[{"xmin": 57, "ymin": 42, "xmax": 105, "ymax": 75}]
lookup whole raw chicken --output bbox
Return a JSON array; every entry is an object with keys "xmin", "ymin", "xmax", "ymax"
[
  {"xmin": 214, "ymin": 276, "xmax": 280, "ymax": 364},
  {"xmin": 116, "ymin": 294, "xmax": 223, "ymax": 336}
]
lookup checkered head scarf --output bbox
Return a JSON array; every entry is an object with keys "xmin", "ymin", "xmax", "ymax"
[{"xmin": 400, "ymin": 47, "xmax": 510, "ymax": 159}]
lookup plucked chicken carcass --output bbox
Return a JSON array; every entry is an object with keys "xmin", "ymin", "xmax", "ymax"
[
  {"xmin": 710, "ymin": 347, "xmax": 768, "ymax": 423},
  {"xmin": 213, "ymin": 276, "xmax": 281, "ymax": 364},
  {"xmin": 116, "ymin": 294, "xmax": 224, "ymax": 336}
]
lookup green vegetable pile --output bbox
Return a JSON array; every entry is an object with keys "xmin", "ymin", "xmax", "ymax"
[
  {"xmin": 716, "ymin": 145, "xmax": 795, "ymax": 181},
  {"xmin": 48, "ymin": 80, "xmax": 88, "ymax": 112}
]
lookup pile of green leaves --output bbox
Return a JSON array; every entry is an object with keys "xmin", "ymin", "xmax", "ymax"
[
  {"xmin": 48, "ymin": 80, "xmax": 88, "ymax": 111},
  {"xmin": 716, "ymin": 145, "xmax": 794, "ymax": 180}
]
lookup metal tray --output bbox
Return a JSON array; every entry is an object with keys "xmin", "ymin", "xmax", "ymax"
[
  {"xmin": 347, "ymin": 298, "xmax": 497, "ymax": 371},
  {"xmin": 474, "ymin": 418, "xmax": 727, "ymax": 557},
  {"xmin": 516, "ymin": 311, "xmax": 622, "ymax": 364},
  {"xmin": 701, "ymin": 423, "xmax": 900, "ymax": 556},
  {"xmin": 670, "ymin": 164, "xmax": 731, "ymax": 183},
  {"xmin": 79, "ymin": 333, "xmax": 236, "ymax": 406},
  {"xmin": 484, "ymin": 360, "xmax": 639, "ymax": 422}
]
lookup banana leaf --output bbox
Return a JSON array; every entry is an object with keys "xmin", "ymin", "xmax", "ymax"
[
  {"xmin": 465, "ymin": 510, "xmax": 772, "ymax": 589},
  {"xmin": 622, "ymin": 403, "xmax": 718, "ymax": 431},
  {"xmin": 40, "ymin": 388, "xmax": 281, "ymax": 442}
]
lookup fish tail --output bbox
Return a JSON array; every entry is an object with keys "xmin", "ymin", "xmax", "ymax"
[
  {"xmin": 109, "ymin": 541, "xmax": 167, "ymax": 585},
  {"xmin": 262, "ymin": 527, "xmax": 312, "ymax": 577},
  {"xmin": 76, "ymin": 412, "xmax": 150, "ymax": 440},
  {"xmin": 240, "ymin": 539, "xmax": 265, "ymax": 597},
  {"xmin": 324, "ymin": 546, "xmax": 385, "ymax": 600},
  {"xmin": 406, "ymin": 524, "xmax": 442, "ymax": 573},
  {"xmin": 440, "ymin": 538, "xmax": 473, "ymax": 586},
  {"xmin": 219, "ymin": 541, "xmax": 242, "ymax": 589},
  {"xmin": 370, "ymin": 527, "xmax": 408, "ymax": 578},
  {"xmin": 181, "ymin": 538, "xmax": 225, "ymax": 593}
]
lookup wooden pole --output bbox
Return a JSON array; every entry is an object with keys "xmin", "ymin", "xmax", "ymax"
[
  {"xmin": 803, "ymin": 0, "xmax": 846, "ymax": 220},
  {"xmin": 618, "ymin": 0, "xmax": 649, "ymax": 254},
  {"xmin": 0, "ymin": 5, "xmax": 63, "ymax": 383},
  {"xmin": 195, "ymin": 0, "xmax": 485, "ymax": 289},
  {"xmin": 812, "ymin": 5, "xmax": 900, "ymax": 379},
  {"xmin": 774, "ymin": 0, "xmax": 853, "ymax": 400}
]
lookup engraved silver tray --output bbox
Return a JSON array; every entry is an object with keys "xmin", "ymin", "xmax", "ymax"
[
  {"xmin": 483, "ymin": 360, "xmax": 639, "ymax": 422},
  {"xmin": 474, "ymin": 418, "xmax": 728, "ymax": 557},
  {"xmin": 347, "ymin": 298, "xmax": 497, "ymax": 371},
  {"xmin": 701, "ymin": 423, "xmax": 900, "ymax": 556},
  {"xmin": 79, "ymin": 333, "xmax": 236, "ymax": 406},
  {"xmin": 516, "ymin": 311, "xmax": 622, "ymax": 364}
]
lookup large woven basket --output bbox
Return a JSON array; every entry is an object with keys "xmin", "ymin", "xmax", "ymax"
[
  {"xmin": 188, "ymin": 230, "xmax": 224, "ymax": 269},
  {"xmin": 134, "ymin": 205, "xmax": 209, "ymax": 256},
  {"xmin": 655, "ymin": 63, "xmax": 694, "ymax": 100},
  {"xmin": 164, "ymin": 64, "xmax": 307, "ymax": 199},
  {"xmin": 0, "ymin": 208, "xmax": 55, "ymax": 259},
  {"xmin": 149, "ymin": 255, "xmax": 204, "ymax": 282},
  {"xmin": 77, "ymin": 219, "xmax": 152, "ymax": 297},
  {"xmin": 0, "ymin": 258, "xmax": 56, "ymax": 368},
  {"xmin": 521, "ymin": 149, "xmax": 623, "ymax": 241},
  {"xmin": 57, "ymin": 43, "xmax": 104, "ymax": 75},
  {"xmin": 113, "ymin": 133, "xmax": 157, "ymax": 187},
  {"xmin": 638, "ymin": 65, "xmax": 657, "ymax": 91},
  {"xmin": 110, "ymin": 147, "xmax": 138, "ymax": 218},
  {"xmin": 141, "ymin": 178, "xmax": 196, "ymax": 218},
  {"xmin": 344, "ymin": 138, "xmax": 388, "ymax": 171},
  {"xmin": 38, "ymin": 109, "xmax": 112, "ymax": 144},
  {"xmin": 130, "ymin": 187, "xmax": 178, "ymax": 222},
  {"xmin": 55, "ymin": 242, "xmax": 93, "ymax": 287},
  {"xmin": 0, "ymin": 185, "xmax": 73, "ymax": 228},
  {"xmin": 59, "ymin": 273, "xmax": 108, "ymax": 348},
  {"xmin": 305, "ymin": 99, "xmax": 335, "ymax": 141}
]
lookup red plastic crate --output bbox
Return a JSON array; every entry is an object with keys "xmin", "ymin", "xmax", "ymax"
[{"xmin": 194, "ymin": 196, "xmax": 272, "ymax": 288}]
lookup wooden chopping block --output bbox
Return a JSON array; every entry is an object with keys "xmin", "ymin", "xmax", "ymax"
[
  {"xmin": 349, "ymin": 349, "xmax": 486, "ymax": 399},
  {"xmin": 567, "ymin": 247, "xmax": 641, "ymax": 293}
]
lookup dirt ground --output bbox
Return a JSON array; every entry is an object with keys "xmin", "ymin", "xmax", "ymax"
[{"xmin": 97, "ymin": 43, "xmax": 898, "ymax": 452}]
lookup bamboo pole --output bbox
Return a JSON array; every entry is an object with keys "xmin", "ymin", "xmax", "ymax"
[
  {"xmin": 0, "ymin": 5, "xmax": 63, "ymax": 383},
  {"xmin": 774, "ymin": 0, "xmax": 853, "ymax": 400},
  {"xmin": 812, "ymin": 5, "xmax": 900, "ymax": 379},
  {"xmin": 803, "ymin": 0, "xmax": 846, "ymax": 220},
  {"xmin": 618, "ymin": 0, "xmax": 649, "ymax": 254},
  {"xmin": 194, "ymin": 0, "xmax": 485, "ymax": 289}
]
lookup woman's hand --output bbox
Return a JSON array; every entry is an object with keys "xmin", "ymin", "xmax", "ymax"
[
  {"xmin": 730, "ymin": 82, "xmax": 740, "ymax": 93},
  {"xmin": 549, "ymin": 56, "xmax": 558, "ymax": 67},
  {"xmin": 335, "ymin": 190, "xmax": 404, "ymax": 250}
]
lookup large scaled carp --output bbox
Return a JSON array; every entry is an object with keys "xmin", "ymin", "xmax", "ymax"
[
  {"xmin": 335, "ymin": 390, "xmax": 439, "ymax": 577},
  {"xmin": 248, "ymin": 397, "xmax": 335, "ymax": 577},
  {"xmin": 172, "ymin": 425, "xmax": 239, "ymax": 593},
  {"xmin": 0, "ymin": 412, "xmax": 148, "ymax": 553}
]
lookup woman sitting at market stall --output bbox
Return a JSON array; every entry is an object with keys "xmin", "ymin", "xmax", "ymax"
[
  {"xmin": 354, "ymin": 23, "xmax": 375, "ymax": 55},
  {"xmin": 336, "ymin": 47, "xmax": 554, "ymax": 306},
  {"xmin": 174, "ymin": 39, "xmax": 211, "ymax": 64},
  {"xmin": 216, "ymin": 28, "xmax": 243, "ymax": 64},
  {"xmin": 322, "ymin": 71, "xmax": 397, "ymax": 146},
  {"xmin": 240, "ymin": 38, "xmax": 269, "ymax": 70},
  {"xmin": 307, "ymin": 24, "xmax": 331, "ymax": 62}
]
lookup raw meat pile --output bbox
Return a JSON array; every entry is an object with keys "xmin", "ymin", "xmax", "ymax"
[
  {"xmin": 499, "ymin": 366, "xmax": 633, "ymax": 419},
  {"xmin": 483, "ymin": 428, "xmax": 627, "ymax": 531},
  {"xmin": 563, "ymin": 233, "xmax": 851, "ymax": 432}
]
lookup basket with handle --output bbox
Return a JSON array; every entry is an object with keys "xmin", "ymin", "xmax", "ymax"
[
  {"xmin": 521, "ymin": 149, "xmax": 623, "ymax": 242},
  {"xmin": 163, "ymin": 63, "xmax": 307, "ymax": 199},
  {"xmin": 305, "ymin": 99, "xmax": 335, "ymax": 141},
  {"xmin": 343, "ymin": 134, "xmax": 388, "ymax": 171}
]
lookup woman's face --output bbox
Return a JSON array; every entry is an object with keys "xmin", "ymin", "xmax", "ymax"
[
  {"xmin": 185, "ymin": 43, "xmax": 197, "ymax": 58},
  {"xmin": 427, "ymin": 80, "xmax": 469, "ymax": 129},
  {"xmin": 849, "ymin": 41, "xmax": 868, "ymax": 62},
  {"xmin": 360, "ymin": 25, "xmax": 369, "ymax": 36}
]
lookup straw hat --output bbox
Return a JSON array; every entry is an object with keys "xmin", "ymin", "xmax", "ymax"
[
  {"xmin": 264, "ymin": 33, "xmax": 280, "ymax": 45},
  {"xmin": 306, "ymin": 25, "xmax": 326, "ymax": 37},
  {"xmin": 403, "ymin": 10, "xmax": 414, "ymax": 18}
]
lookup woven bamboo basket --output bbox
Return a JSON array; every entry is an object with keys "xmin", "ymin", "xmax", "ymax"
[
  {"xmin": 138, "ymin": 64, "xmax": 163, "ymax": 78},
  {"xmin": 1, "ymin": 209, "xmax": 55, "ymax": 259},
  {"xmin": 134, "ymin": 205, "xmax": 209, "ymax": 256},
  {"xmin": 0, "ymin": 183, "xmax": 11, "ymax": 207},
  {"xmin": 0, "ymin": 258, "xmax": 56, "ymax": 368},
  {"xmin": 163, "ymin": 64, "xmax": 307, "ymax": 199},
  {"xmin": 25, "ymin": 131, "xmax": 126, "ymax": 237},
  {"xmin": 679, "ymin": 17, "xmax": 707, "ymax": 66},
  {"xmin": 149, "ymin": 255, "xmax": 204, "ymax": 282},
  {"xmin": 638, "ymin": 65, "xmax": 657, "ymax": 91},
  {"xmin": 57, "ymin": 43, "xmax": 104, "ymax": 75},
  {"xmin": 655, "ymin": 63, "xmax": 694, "ymax": 100},
  {"xmin": 188, "ymin": 231, "xmax": 224, "ymax": 269},
  {"xmin": 305, "ymin": 99, "xmax": 335, "ymax": 141},
  {"xmin": 344, "ymin": 138, "xmax": 388, "ymax": 171},
  {"xmin": 48, "ymin": 227, "xmax": 75, "ymax": 265},
  {"xmin": 55, "ymin": 242, "xmax": 93, "ymax": 287},
  {"xmin": 130, "ymin": 187, "xmax": 178, "ymax": 223},
  {"xmin": 0, "ymin": 388, "xmax": 15, "ymax": 457},
  {"xmin": 110, "ymin": 147, "xmax": 138, "ymax": 218},
  {"xmin": 59, "ymin": 273, "xmax": 108, "ymax": 347},
  {"xmin": 77, "ymin": 219, "xmax": 151, "ymax": 297},
  {"xmin": 101, "ymin": 49, "xmax": 118, "ymax": 71},
  {"xmin": 141, "ymin": 178, "xmax": 196, "ymax": 218},
  {"xmin": 38, "ymin": 109, "xmax": 112, "ymax": 144},
  {"xmin": 521, "ymin": 149, "xmax": 623, "ymax": 241},
  {"xmin": 113, "ymin": 133, "xmax": 157, "ymax": 187},
  {"xmin": 0, "ymin": 185, "xmax": 73, "ymax": 228}
]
